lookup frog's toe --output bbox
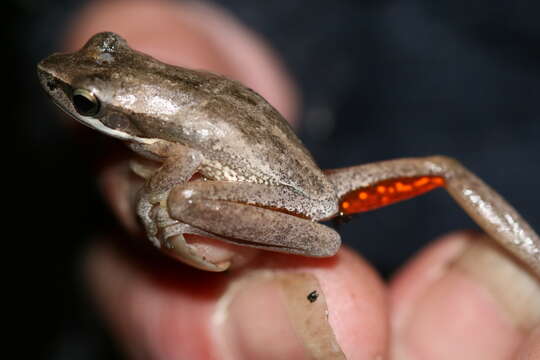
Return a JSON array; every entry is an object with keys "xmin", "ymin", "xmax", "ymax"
[
  {"xmin": 136, "ymin": 196, "xmax": 161, "ymax": 245},
  {"xmin": 161, "ymin": 226, "xmax": 233, "ymax": 272},
  {"xmin": 146, "ymin": 206, "xmax": 237, "ymax": 271}
]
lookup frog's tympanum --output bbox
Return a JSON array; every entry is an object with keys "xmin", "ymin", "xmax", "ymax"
[{"xmin": 38, "ymin": 32, "xmax": 540, "ymax": 274}]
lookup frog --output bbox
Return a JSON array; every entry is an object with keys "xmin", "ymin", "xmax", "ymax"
[{"xmin": 37, "ymin": 32, "xmax": 540, "ymax": 275}]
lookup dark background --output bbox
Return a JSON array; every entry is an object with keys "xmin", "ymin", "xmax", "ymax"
[{"xmin": 8, "ymin": 0, "xmax": 540, "ymax": 358}]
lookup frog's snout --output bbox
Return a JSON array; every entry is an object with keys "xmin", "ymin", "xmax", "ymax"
[
  {"xmin": 37, "ymin": 53, "xmax": 63, "ymax": 80},
  {"xmin": 37, "ymin": 64, "xmax": 56, "ymax": 93},
  {"xmin": 36, "ymin": 56, "xmax": 74, "ymax": 116}
]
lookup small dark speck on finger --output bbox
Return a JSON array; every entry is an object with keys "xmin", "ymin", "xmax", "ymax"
[{"xmin": 307, "ymin": 290, "xmax": 319, "ymax": 303}]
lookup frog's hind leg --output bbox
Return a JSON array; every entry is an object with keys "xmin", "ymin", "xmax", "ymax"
[
  {"xmin": 325, "ymin": 155, "xmax": 540, "ymax": 277},
  {"xmin": 166, "ymin": 181, "xmax": 341, "ymax": 259}
]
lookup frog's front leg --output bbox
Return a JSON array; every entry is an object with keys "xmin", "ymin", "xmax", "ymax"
[
  {"xmin": 166, "ymin": 181, "xmax": 341, "ymax": 259},
  {"xmin": 326, "ymin": 155, "xmax": 540, "ymax": 277},
  {"xmin": 131, "ymin": 142, "xmax": 207, "ymax": 255}
]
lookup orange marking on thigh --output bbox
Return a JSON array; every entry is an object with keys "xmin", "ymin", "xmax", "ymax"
[{"xmin": 339, "ymin": 176, "xmax": 445, "ymax": 214}]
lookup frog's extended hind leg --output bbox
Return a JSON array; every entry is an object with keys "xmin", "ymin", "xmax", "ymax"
[{"xmin": 325, "ymin": 155, "xmax": 540, "ymax": 277}]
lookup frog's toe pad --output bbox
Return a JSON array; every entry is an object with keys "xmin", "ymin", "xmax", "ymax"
[
  {"xmin": 159, "ymin": 223, "xmax": 258, "ymax": 272},
  {"xmin": 162, "ymin": 231, "xmax": 232, "ymax": 272}
]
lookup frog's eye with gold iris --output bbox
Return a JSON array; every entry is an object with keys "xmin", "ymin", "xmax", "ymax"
[{"xmin": 72, "ymin": 88, "xmax": 100, "ymax": 116}]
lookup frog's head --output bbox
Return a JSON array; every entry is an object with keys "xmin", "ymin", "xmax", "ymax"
[{"xmin": 37, "ymin": 32, "xmax": 161, "ymax": 144}]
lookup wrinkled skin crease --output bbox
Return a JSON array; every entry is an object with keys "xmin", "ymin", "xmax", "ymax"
[{"xmin": 38, "ymin": 32, "xmax": 540, "ymax": 275}]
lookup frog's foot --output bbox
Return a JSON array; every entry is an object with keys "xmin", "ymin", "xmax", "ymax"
[
  {"xmin": 137, "ymin": 194, "xmax": 234, "ymax": 271},
  {"xmin": 160, "ymin": 223, "xmax": 234, "ymax": 272},
  {"xmin": 136, "ymin": 194, "xmax": 162, "ymax": 247}
]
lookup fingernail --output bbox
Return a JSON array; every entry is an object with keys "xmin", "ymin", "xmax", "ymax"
[
  {"xmin": 397, "ymin": 234, "xmax": 540, "ymax": 359},
  {"xmin": 452, "ymin": 235, "xmax": 540, "ymax": 330},
  {"xmin": 213, "ymin": 271, "xmax": 346, "ymax": 360}
]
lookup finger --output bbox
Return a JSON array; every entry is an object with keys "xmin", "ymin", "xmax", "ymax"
[
  {"xmin": 86, "ymin": 239, "xmax": 387, "ymax": 359},
  {"xmin": 390, "ymin": 231, "xmax": 540, "ymax": 360}
]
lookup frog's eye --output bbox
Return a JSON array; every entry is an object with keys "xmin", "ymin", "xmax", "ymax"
[{"xmin": 72, "ymin": 89, "xmax": 100, "ymax": 116}]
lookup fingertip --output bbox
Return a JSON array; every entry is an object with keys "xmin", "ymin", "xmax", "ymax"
[
  {"xmin": 317, "ymin": 247, "xmax": 389, "ymax": 360},
  {"xmin": 390, "ymin": 231, "xmax": 540, "ymax": 360},
  {"xmin": 390, "ymin": 231, "xmax": 471, "ymax": 329},
  {"xmin": 86, "ymin": 239, "xmax": 388, "ymax": 360},
  {"xmin": 216, "ymin": 247, "xmax": 388, "ymax": 360},
  {"xmin": 85, "ymin": 238, "xmax": 226, "ymax": 359}
]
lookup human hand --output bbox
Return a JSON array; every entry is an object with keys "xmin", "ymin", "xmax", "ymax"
[{"xmin": 62, "ymin": 1, "xmax": 540, "ymax": 358}]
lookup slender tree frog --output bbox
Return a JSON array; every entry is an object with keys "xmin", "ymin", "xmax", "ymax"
[{"xmin": 38, "ymin": 32, "xmax": 540, "ymax": 275}]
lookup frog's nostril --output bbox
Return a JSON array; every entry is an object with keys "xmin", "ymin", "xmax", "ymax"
[{"xmin": 46, "ymin": 80, "xmax": 57, "ymax": 91}]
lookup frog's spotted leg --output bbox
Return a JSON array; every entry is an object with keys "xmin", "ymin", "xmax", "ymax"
[
  {"xmin": 166, "ymin": 181, "xmax": 341, "ymax": 262},
  {"xmin": 325, "ymin": 155, "xmax": 540, "ymax": 277}
]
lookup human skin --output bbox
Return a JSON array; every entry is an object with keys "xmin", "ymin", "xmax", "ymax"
[{"xmin": 60, "ymin": 1, "xmax": 540, "ymax": 358}]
